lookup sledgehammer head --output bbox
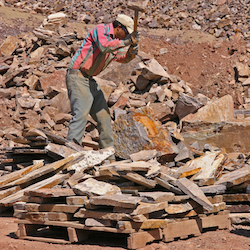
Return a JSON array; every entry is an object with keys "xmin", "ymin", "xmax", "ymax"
[{"xmin": 127, "ymin": 0, "xmax": 149, "ymax": 12}]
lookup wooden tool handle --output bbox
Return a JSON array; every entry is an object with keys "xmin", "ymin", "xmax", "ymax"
[
  {"xmin": 131, "ymin": 10, "xmax": 139, "ymax": 46},
  {"xmin": 134, "ymin": 10, "xmax": 138, "ymax": 32}
]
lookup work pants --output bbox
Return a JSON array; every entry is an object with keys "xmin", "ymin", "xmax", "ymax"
[{"xmin": 66, "ymin": 72, "xmax": 114, "ymax": 149}]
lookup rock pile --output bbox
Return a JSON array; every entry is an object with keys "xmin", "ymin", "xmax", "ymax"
[
  {"xmin": 0, "ymin": 10, "xmax": 250, "ymax": 248},
  {"xmin": 0, "ymin": 12, "xmax": 250, "ymax": 167},
  {"xmin": 0, "ymin": 12, "xmax": 206, "ymax": 151},
  {"xmin": 3, "ymin": 135, "xmax": 249, "ymax": 248},
  {"xmin": 3, "ymin": 0, "xmax": 250, "ymax": 41}
]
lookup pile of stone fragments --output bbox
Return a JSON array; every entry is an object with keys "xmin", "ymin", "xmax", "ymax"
[
  {"xmin": 3, "ymin": 0, "xmax": 250, "ymax": 41},
  {"xmin": 0, "ymin": 11, "xmax": 250, "ymax": 249}
]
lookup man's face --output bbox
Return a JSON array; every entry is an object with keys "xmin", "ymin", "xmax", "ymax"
[{"xmin": 115, "ymin": 25, "xmax": 129, "ymax": 40}]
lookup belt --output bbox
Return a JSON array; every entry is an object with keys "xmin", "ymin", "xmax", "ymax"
[{"xmin": 67, "ymin": 69, "xmax": 93, "ymax": 79}]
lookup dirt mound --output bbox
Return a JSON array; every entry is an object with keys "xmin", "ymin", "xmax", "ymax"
[{"xmin": 140, "ymin": 33, "xmax": 247, "ymax": 107}]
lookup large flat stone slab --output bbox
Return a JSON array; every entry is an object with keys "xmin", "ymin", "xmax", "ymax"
[
  {"xmin": 176, "ymin": 178, "xmax": 213, "ymax": 211},
  {"xmin": 113, "ymin": 109, "xmax": 178, "ymax": 159},
  {"xmin": 73, "ymin": 178, "xmax": 121, "ymax": 197},
  {"xmin": 182, "ymin": 95, "xmax": 234, "ymax": 123}
]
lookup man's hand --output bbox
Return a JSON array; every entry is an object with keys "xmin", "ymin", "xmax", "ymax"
[
  {"xmin": 123, "ymin": 31, "xmax": 140, "ymax": 46},
  {"xmin": 130, "ymin": 45, "xmax": 139, "ymax": 55},
  {"xmin": 126, "ymin": 45, "xmax": 139, "ymax": 60}
]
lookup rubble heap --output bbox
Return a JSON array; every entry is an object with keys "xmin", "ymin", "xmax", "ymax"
[
  {"xmin": 3, "ymin": 136, "xmax": 248, "ymax": 248},
  {"xmin": 0, "ymin": 12, "xmax": 250, "ymax": 153},
  {"xmin": 3, "ymin": 0, "xmax": 250, "ymax": 41},
  {"xmin": 0, "ymin": 10, "xmax": 250, "ymax": 249}
]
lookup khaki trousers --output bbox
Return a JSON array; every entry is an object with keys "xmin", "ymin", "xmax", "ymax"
[{"xmin": 66, "ymin": 72, "xmax": 114, "ymax": 149}]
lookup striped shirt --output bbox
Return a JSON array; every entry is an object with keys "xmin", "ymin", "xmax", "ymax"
[{"xmin": 68, "ymin": 23, "xmax": 131, "ymax": 76}]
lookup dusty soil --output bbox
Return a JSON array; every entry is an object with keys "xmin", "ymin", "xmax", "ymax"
[
  {"xmin": 1, "ymin": 6, "xmax": 250, "ymax": 250},
  {"xmin": 0, "ymin": 212, "xmax": 250, "ymax": 250}
]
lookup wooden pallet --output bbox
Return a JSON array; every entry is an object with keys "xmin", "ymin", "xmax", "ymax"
[
  {"xmin": 15, "ymin": 211, "xmax": 230, "ymax": 248},
  {"xmin": 162, "ymin": 218, "xmax": 201, "ymax": 242},
  {"xmin": 15, "ymin": 219, "xmax": 162, "ymax": 249},
  {"xmin": 198, "ymin": 210, "xmax": 230, "ymax": 231},
  {"xmin": 162, "ymin": 210, "xmax": 230, "ymax": 242}
]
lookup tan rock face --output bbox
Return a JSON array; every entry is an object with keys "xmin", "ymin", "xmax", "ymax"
[
  {"xmin": 0, "ymin": 36, "xmax": 19, "ymax": 57},
  {"xmin": 40, "ymin": 69, "xmax": 67, "ymax": 94},
  {"xmin": 182, "ymin": 95, "xmax": 234, "ymax": 123},
  {"xmin": 139, "ymin": 59, "xmax": 170, "ymax": 81}
]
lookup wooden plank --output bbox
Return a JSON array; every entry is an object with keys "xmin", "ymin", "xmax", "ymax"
[
  {"xmin": 117, "ymin": 219, "xmax": 169, "ymax": 230},
  {"xmin": 162, "ymin": 219, "xmax": 201, "ymax": 242},
  {"xmin": 19, "ymin": 236, "xmax": 70, "ymax": 244},
  {"xmin": 0, "ymin": 173, "xmax": 69, "ymax": 206},
  {"xmin": 15, "ymin": 219, "xmax": 135, "ymax": 233},
  {"xmin": 16, "ymin": 223, "xmax": 43, "ymax": 237},
  {"xmin": 67, "ymin": 227, "xmax": 89, "ymax": 243},
  {"xmin": 175, "ymin": 177, "xmax": 213, "ymax": 211},
  {"xmin": 127, "ymin": 229, "xmax": 162, "ymax": 249},
  {"xmin": 13, "ymin": 148, "xmax": 47, "ymax": 154},
  {"xmin": 199, "ymin": 212, "xmax": 230, "ymax": 230}
]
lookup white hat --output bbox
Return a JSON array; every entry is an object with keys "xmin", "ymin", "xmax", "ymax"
[{"xmin": 116, "ymin": 14, "xmax": 134, "ymax": 34}]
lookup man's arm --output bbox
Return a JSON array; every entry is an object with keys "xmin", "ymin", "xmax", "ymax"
[
  {"xmin": 92, "ymin": 25, "xmax": 126, "ymax": 53},
  {"xmin": 113, "ymin": 45, "xmax": 138, "ymax": 63}
]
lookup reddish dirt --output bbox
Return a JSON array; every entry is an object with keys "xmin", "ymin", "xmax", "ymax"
[
  {"xmin": 1, "ymin": 213, "xmax": 250, "ymax": 250},
  {"xmin": 140, "ymin": 33, "xmax": 247, "ymax": 107}
]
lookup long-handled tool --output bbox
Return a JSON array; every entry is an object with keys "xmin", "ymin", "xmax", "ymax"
[{"xmin": 127, "ymin": 0, "xmax": 149, "ymax": 45}]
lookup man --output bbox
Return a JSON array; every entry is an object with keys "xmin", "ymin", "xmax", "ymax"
[{"xmin": 66, "ymin": 14, "xmax": 139, "ymax": 152}]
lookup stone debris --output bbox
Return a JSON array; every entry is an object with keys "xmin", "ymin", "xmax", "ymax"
[
  {"xmin": 3, "ymin": 0, "xmax": 250, "ymax": 42},
  {"xmin": 0, "ymin": 8, "xmax": 250, "ymax": 249}
]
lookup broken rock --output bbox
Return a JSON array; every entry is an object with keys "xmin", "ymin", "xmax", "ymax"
[
  {"xmin": 181, "ymin": 95, "xmax": 234, "ymax": 123},
  {"xmin": 73, "ymin": 178, "xmax": 122, "ymax": 197},
  {"xmin": 113, "ymin": 108, "xmax": 178, "ymax": 159}
]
